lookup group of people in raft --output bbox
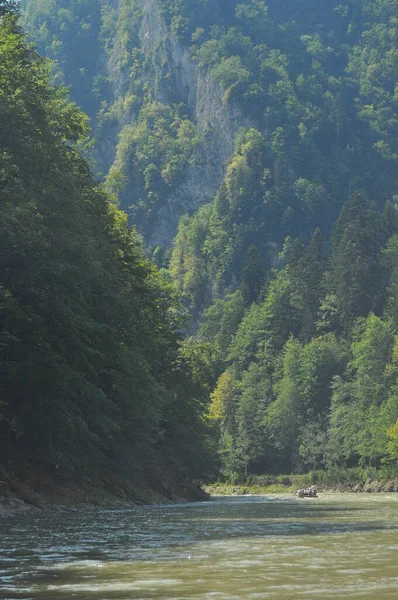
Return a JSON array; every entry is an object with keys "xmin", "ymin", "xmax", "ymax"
[{"xmin": 296, "ymin": 484, "xmax": 318, "ymax": 498}]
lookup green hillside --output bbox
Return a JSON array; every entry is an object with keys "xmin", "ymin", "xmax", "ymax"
[
  {"xmin": 0, "ymin": 6, "xmax": 212, "ymax": 496},
  {"xmin": 15, "ymin": 0, "xmax": 398, "ymax": 482}
]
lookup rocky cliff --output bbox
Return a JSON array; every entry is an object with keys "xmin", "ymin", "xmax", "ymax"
[{"xmin": 102, "ymin": 0, "xmax": 252, "ymax": 247}]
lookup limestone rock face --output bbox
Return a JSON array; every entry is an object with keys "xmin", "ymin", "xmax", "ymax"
[
  {"xmin": 138, "ymin": 0, "xmax": 252, "ymax": 247},
  {"xmin": 100, "ymin": 0, "xmax": 251, "ymax": 247}
]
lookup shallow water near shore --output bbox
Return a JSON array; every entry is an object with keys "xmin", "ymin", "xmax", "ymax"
[{"xmin": 1, "ymin": 493, "xmax": 398, "ymax": 599}]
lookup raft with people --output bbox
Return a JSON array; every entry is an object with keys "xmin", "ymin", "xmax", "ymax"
[{"xmin": 296, "ymin": 485, "xmax": 318, "ymax": 498}]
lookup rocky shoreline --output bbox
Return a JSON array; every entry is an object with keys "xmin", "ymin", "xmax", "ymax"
[
  {"xmin": 0, "ymin": 467, "xmax": 208, "ymax": 518},
  {"xmin": 3, "ymin": 474, "xmax": 397, "ymax": 517}
]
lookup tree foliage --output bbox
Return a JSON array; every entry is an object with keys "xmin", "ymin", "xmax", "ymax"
[
  {"xmin": 19, "ymin": 0, "xmax": 398, "ymax": 479},
  {"xmin": 0, "ymin": 14, "xmax": 212, "ymax": 485}
]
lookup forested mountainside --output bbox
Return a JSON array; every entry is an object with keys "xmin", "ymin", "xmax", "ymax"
[
  {"xmin": 0, "ymin": 6, "xmax": 213, "ymax": 498},
  {"xmin": 18, "ymin": 0, "xmax": 398, "ymax": 481},
  {"xmin": 21, "ymin": 0, "xmax": 398, "ymax": 250}
]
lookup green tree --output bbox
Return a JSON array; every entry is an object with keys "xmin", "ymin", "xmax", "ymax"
[
  {"xmin": 331, "ymin": 194, "xmax": 384, "ymax": 331},
  {"xmin": 386, "ymin": 419, "xmax": 398, "ymax": 464},
  {"xmin": 327, "ymin": 314, "xmax": 395, "ymax": 468},
  {"xmin": 235, "ymin": 362, "xmax": 272, "ymax": 476},
  {"xmin": 383, "ymin": 235, "xmax": 398, "ymax": 325},
  {"xmin": 200, "ymin": 291, "xmax": 245, "ymax": 368},
  {"xmin": 240, "ymin": 245, "xmax": 265, "ymax": 306},
  {"xmin": 266, "ymin": 334, "xmax": 347, "ymax": 470}
]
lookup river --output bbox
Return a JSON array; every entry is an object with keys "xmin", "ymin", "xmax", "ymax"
[{"xmin": 1, "ymin": 494, "xmax": 398, "ymax": 599}]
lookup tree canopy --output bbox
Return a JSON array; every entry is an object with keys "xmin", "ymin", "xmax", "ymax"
[
  {"xmin": 0, "ymin": 12, "xmax": 213, "ymax": 488},
  {"xmin": 16, "ymin": 0, "xmax": 398, "ymax": 481}
]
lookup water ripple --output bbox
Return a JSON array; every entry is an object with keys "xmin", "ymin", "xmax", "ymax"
[{"xmin": 1, "ymin": 494, "xmax": 398, "ymax": 599}]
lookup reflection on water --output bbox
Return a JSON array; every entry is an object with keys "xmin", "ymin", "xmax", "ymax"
[{"xmin": 1, "ymin": 494, "xmax": 398, "ymax": 599}]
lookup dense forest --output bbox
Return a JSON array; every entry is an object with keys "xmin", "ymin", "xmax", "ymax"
[
  {"xmin": 8, "ymin": 0, "xmax": 398, "ymax": 485},
  {"xmin": 0, "ymin": 3, "xmax": 213, "ymax": 495}
]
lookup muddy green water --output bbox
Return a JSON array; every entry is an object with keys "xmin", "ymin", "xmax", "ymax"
[{"xmin": 1, "ymin": 494, "xmax": 398, "ymax": 599}]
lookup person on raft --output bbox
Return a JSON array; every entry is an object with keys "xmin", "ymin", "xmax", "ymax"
[{"xmin": 296, "ymin": 484, "xmax": 317, "ymax": 497}]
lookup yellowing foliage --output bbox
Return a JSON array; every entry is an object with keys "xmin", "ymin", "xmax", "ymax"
[{"xmin": 209, "ymin": 371, "xmax": 238, "ymax": 420}]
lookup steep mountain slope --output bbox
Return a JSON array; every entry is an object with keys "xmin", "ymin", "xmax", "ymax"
[
  {"xmin": 21, "ymin": 0, "xmax": 252, "ymax": 248},
  {"xmin": 22, "ymin": 1, "xmax": 398, "ymax": 253},
  {"xmin": 20, "ymin": 0, "xmax": 398, "ymax": 479},
  {"xmin": 0, "ymin": 8, "xmax": 212, "ymax": 500}
]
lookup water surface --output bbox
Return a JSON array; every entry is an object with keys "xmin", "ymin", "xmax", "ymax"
[{"xmin": 1, "ymin": 493, "xmax": 398, "ymax": 599}]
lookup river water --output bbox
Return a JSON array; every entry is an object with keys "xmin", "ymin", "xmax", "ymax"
[{"xmin": 1, "ymin": 494, "xmax": 398, "ymax": 599}]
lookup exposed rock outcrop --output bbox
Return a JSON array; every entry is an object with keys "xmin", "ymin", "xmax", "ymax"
[{"xmin": 102, "ymin": 0, "xmax": 252, "ymax": 247}]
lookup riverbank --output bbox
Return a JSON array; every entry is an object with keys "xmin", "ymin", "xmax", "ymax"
[
  {"xmin": 204, "ymin": 471, "xmax": 398, "ymax": 496},
  {"xmin": 0, "ymin": 464, "xmax": 208, "ymax": 518}
]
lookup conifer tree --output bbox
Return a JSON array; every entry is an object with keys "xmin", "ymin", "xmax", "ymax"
[
  {"xmin": 331, "ymin": 193, "xmax": 383, "ymax": 331},
  {"xmin": 240, "ymin": 245, "xmax": 265, "ymax": 306}
]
